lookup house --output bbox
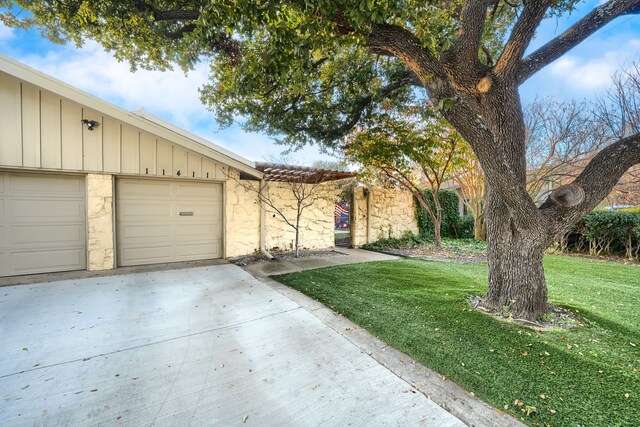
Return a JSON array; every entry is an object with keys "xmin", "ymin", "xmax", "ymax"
[{"xmin": 0, "ymin": 54, "xmax": 418, "ymax": 278}]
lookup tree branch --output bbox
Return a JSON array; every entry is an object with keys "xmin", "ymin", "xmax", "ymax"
[
  {"xmin": 451, "ymin": 0, "xmax": 493, "ymax": 69},
  {"xmin": 494, "ymin": 1, "xmax": 552, "ymax": 77},
  {"xmin": 518, "ymin": 0, "xmax": 640, "ymax": 83},
  {"xmin": 540, "ymin": 133, "xmax": 640, "ymax": 237},
  {"xmin": 365, "ymin": 23, "xmax": 446, "ymax": 82}
]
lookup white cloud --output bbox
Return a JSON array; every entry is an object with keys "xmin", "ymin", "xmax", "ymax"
[
  {"xmin": 13, "ymin": 42, "xmax": 337, "ymax": 164},
  {"xmin": 205, "ymin": 127, "xmax": 339, "ymax": 166},
  {"xmin": 0, "ymin": 22, "xmax": 15, "ymax": 42},
  {"xmin": 16, "ymin": 41, "xmax": 210, "ymax": 128}
]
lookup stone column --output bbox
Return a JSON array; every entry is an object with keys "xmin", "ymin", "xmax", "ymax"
[{"xmin": 87, "ymin": 174, "xmax": 114, "ymax": 271}]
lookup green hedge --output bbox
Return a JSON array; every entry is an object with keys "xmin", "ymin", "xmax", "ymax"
[
  {"xmin": 415, "ymin": 190, "xmax": 473, "ymax": 239},
  {"xmin": 558, "ymin": 210, "xmax": 640, "ymax": 259}
]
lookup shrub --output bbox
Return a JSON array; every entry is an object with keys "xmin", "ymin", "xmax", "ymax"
[
  {"xmin": 558, "ymin": 210, "xmax": 640, "ymax": 259},
  {"xmin": 415, "ymin": 190, "xmax": 466, "ymax": 239}
]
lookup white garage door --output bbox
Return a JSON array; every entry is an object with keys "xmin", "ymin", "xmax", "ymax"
[
  {"xmin": 116, "ymin": 179, "xmax": 223, "ymax": 267},
  {"xmin": 0, "ymin": 172, "xmax": 86, "ymax": 277}
]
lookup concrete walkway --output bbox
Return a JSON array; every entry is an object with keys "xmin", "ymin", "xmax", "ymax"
[
  {"xmin": 245, "ymin": 247, "xmax": 523, "ymax": 427},
  {"xmin": 242, "ymin": 247, "xmax": 400, "ymax": 277},
  {"xmin": 0, "ymin": 263, "xmax": 468, "ymax": 426}
]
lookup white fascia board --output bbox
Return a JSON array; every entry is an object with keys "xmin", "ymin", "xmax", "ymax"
[{"xmin": 0, "ymin": 54, "xmax": 262, "ymax": 178}]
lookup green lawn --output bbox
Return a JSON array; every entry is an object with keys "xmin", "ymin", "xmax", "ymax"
[{"xmin": 274, "ymin": 255, "xmax": 639, "ymax": 426}]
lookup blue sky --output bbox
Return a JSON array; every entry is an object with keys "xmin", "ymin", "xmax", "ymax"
[{"xmin": 1, "ymin": 1, "xmax": 639, "ymax": 165}]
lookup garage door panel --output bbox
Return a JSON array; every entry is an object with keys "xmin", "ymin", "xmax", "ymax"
[
  {"xmin": 11, "ymin": 199, "xmax": 85, "ymax": 221},
  {"xmin": 119, "ymin": 181, "xmax": 171, "ymax": 198},
  {"xmin": 0, "ymin": 172, "xmax": 86, "ymax": 277},
  {"xmin": 118, "ymin": 203, "xmax": 172, "ymax": 218},
  {"xmin": 10, "ymin": 248, "xmax": 85, "ymax": 275},
  {"xmin": 10, "ymin": 224, "xmax": 85, "ymax": 246},
  {"xmin": 10, "ymin": 174, "xmax": 84, "ymax": 195},
  {"xmin": 119, "ymin": 245, "xmax": 173, "ymax": 265},
  {"xmin": 119, "ymin": 223, "xmax": 172, "ymax": 239},
  {"xmin": 176, "ymin": 223, "xmax": 218, "ymax": 237},
  {"xmin": 117, "ymin": 178, "xmax": 222, "ymax": 267},
  {"xmin": 175, "ymin": 242, "xmax": 221, "ymax": 259},
  {"xmin": 175, "ymin": 203, "xmax": 220, "ymax": 218},
  {"xmin": 175, "ymin": 183, "xmax": 220, "ymax": 198}
]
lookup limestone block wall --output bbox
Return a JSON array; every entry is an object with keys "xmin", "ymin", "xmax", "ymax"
[
  {"xmin": 263, "ymin": 182, "xmax": 335, "ymax": 252},
  {"xmin": 87, "ymin": 173, "xmax": 114, "ymax": 271},
  {"xmin": 225, "ymin": 169, "xmax": 261, "ymax": 258},
  {"xmin": 351, "ymin": 187, "xmax": 418, "ymax": 246}
]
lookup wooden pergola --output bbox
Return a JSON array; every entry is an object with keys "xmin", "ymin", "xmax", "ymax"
[{"xmin": 254, "ymin": 162, "xmax": 356, "ymax": 183}]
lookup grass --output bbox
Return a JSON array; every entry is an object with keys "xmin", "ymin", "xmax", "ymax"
[{"xmin": 274, "ymin": 255, "xmax": 639, "ymax": 426}]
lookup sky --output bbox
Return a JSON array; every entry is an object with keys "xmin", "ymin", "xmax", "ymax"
[{"xmin": 0, "ymin": 1, "xmax": 639, "ymax": 166}]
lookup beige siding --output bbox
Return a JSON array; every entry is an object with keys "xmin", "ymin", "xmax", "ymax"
[
  {"xmin": 21, "ymin": 83, "xmax": 41, "ymax": 168},
  {"xmin": 41, "ymin": 90, "xmax": 62, "ymax": 169},
  {"xmin": 61, "ymin": 99, "xmax": 83, "ymax": 170},
  {"xmin": 0, "ymin": 75, "xmax": 22, "ymax": 167},
  {"xmin": 82, "ymin": 108, "xmax": 103, "ymax": 171},
  {"xmin": 120, "ymin": 125, "xmax": 139, "ymax": 174},
  {"xmin": 139, "ymin": 132, "xmax": 156, "ymax": 176},
  {"xmin": 102, "ymin": 116, "xmax": 121, "ymax": 173},
  {"xmin": 0, "ymin": 71, "xmax": 227, "ymax": 179}
]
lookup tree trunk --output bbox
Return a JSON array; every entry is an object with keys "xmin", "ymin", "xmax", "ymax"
[
  {"xmin": 473, "ymin": 215, "xmax": 486, "ymax": 241},
  {"xmin": 483, "ymin": 189, "xmax": 548, "ymax": 321},
  {"xmin": 433, "ymin": 217, "xmax": 442, "ymax": 247},
  {"xmin": 295, "ymin": 212, "xmax": 301, "ymax": 257}
]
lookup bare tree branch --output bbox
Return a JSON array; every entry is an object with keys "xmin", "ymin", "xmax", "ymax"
[
  {"xmin": 540, "ymin": 133, "xmax": 640, "ymax": 237},
  {"xmin": 518, "ymin": 0, "xmax": 640, "ymax": 83}
]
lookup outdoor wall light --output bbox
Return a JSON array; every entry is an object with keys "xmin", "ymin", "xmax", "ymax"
[{"xmin": 81, "ymin": 119, "xmax": 100, "ymax": 131}]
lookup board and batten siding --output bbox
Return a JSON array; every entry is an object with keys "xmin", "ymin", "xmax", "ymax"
[{"xmin": 0, "ymin": 71, "xmax": 226, "ymax": 180}]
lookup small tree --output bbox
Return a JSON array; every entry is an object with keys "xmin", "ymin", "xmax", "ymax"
[
  {"xmin": 343, "ymin": 108, "xmax": 466, "ymax": 247},
  {"xmin": 232, "ymin": 170, "xmax": 329, "ymax": 257},
  {"xmin": 451, "ymin": 143, "xmax": 486, "ymax": 240}
]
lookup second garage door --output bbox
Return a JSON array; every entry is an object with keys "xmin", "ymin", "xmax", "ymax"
[{"xmin": 116, "ymin": 179, "xmax": 223, "ymax": 267}]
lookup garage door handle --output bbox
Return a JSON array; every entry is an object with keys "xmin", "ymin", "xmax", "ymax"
[{"xmin": 179, "ymin": 211, "xmax": 194, "ymax": 216}]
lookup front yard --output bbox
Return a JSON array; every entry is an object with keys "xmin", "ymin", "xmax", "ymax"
[{"xmin": 274, "ymin": 255, "xmax": 639, "ymax": 427}]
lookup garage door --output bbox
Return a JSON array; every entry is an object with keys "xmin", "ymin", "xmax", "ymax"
[
  {"xmin": 116, "ymin": 179, "xmax": 223, "ymax": 267},
  {"xmin": 0, "ymin": 172, "xmax": 86, "ymax": 277}
]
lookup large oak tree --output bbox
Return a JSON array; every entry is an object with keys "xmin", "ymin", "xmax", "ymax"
[{"xmin": 5, "ymin": 0, "xmax": 639, "ymax": 320}]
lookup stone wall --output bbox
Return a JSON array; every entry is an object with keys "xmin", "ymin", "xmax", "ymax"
[
  {"xmin": 351, "ymin": 187, "xmax": 418, "ymax": 246},
  {"xmin": 225, "ymin": 169, "xmax": 261, "ymax": 258},
  {"xmin": 263, "ymin": 181, "xmax": 335, "ymax": 252},
  {"xmin": 87, "ymin": 174, "xmax": 114, "ymax": 271},
  {"xmin": 225, "ymin": 170, "xmax": 336, "ymax": 257}
]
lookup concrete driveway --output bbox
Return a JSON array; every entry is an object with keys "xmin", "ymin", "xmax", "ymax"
[{"xmin": 0, "ymin": 264, "xmax": 464, "ymax": 426}]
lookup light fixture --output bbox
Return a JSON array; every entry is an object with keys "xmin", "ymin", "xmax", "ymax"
[{"xmin": 81, "ymin": 119, "xmax": 100, "ymax": 131}]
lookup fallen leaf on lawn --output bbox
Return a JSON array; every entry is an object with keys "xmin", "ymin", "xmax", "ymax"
[
  {"xmin": 625, "ymin": 393, "xmax": 630, "ymax": 398},
  {"xmin": 470, "ymin": 392, "xmax": 475, "ymax": 397},
  {"xmin": 549, "ymin": 409, "xmax": 557, "ymax": 414},
  {"xmin": 521, "ymin": 352, "xmax": 528, "ymax": 357},
  {"xmin": 503, "ymin": 405, "xmax": 509, "ymax": 410},
  {"xmin": 543, "ymin": 351, "xmax": 550, "ymax": 356},
  {"xmin": 540, "ymin": 394, "xmax": 546, "ymax": 400},
  {"xmin": 243, "ymin": 415, "xmax": 248, "ymax": 423},
  {"xmin": 630, "ymin": 342, "xmax": 636, "ymax": 347},
  {"xmin": 516, "ymin": 401, "xmax": 524, "ymax": 407}
]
